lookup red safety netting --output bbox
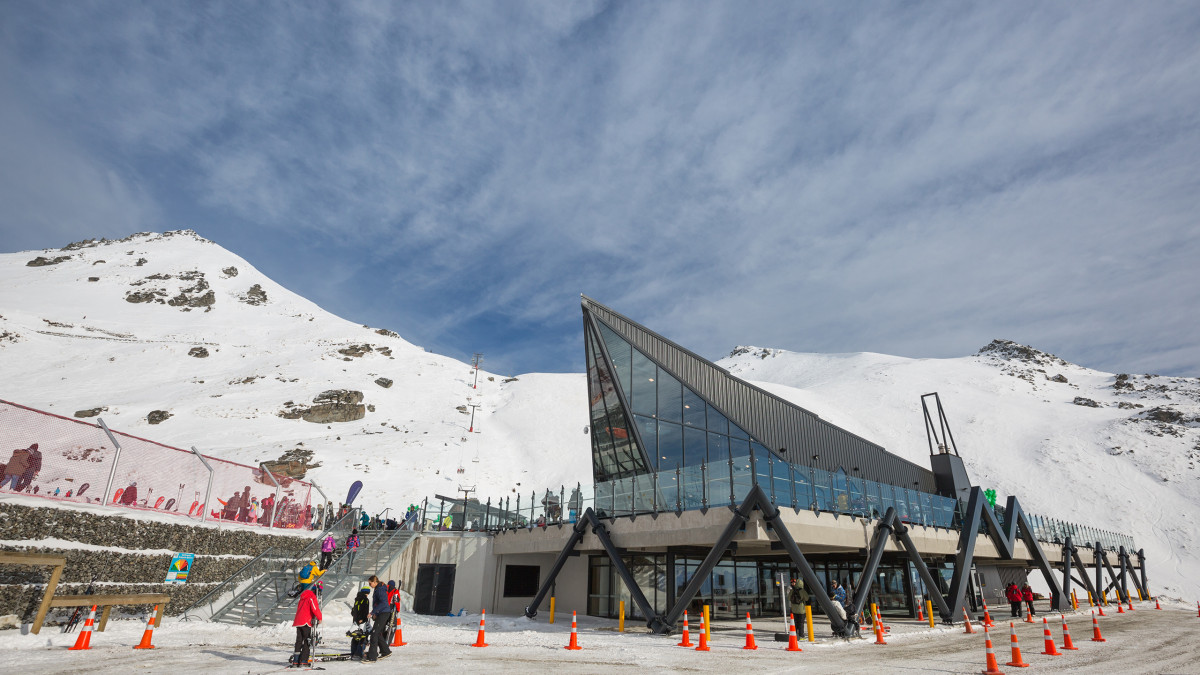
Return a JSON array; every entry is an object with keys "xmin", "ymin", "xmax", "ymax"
[{"xmin": 0, "ymin": 399, "xmax": 313, "ymax": 529}]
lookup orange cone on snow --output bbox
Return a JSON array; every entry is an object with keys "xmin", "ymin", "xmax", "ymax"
[
  {"xmin": 983, "ymin": 603, "xmax": 995, "ymax": 628},
  {"xmin": 1098, "ymin": 603, "xmax": 1106, "ymax": 617},
  {"xmin": 963, "ymin": 608, "xmax": 976, "ymax": 634},
  {"xmin": 471, "ymin": 609, "xmax": 489, "ymax": 647},
  {"xmin": 695, "ymin": 612, "xmax": 711, "ymax": 652},
  {"xmin": 1090, "ymin": 611, "xmax": 1106, "ymax": 642},
  {"xmin": 1023, "ymin": 609, "xmax": 1034, "ymax": 624},
  {"xmin": 785, "ymin": 613, "xmax": 803, "ymax": 652},
  {"xmin": 917, "ymin": 600, "xmax": 925, "ymax": 622},
  {"xmin": 69, "ymin": 605, "xmax": 97, "ymax": 651},
  {"xmin": 1127, "ymin": 597, "xmax": 1135, "ymax": 611},
  {"xmin": 1117, "ymin": 602, "xmax": 1125, "ymax": 614},
  {"xmin": 872, "ymin": 609, "xmax": 888, "ymax": 645},
  {"xmin": 1060, "ymin": 614, "xmax": 1078, "ymax": 650},
  {"xmin": 565, "ymin": 611, "xmax": 582, "ymax": 650},
  {"xmin": 133, "ymin": 606, "xmax": 158, "ymax": 649},
  {"xmin": 1040, "ymin": 617, "xmax": 1062, "ymax": 656},
  {"xmin": 1004, "ymin": 622, "xmax": 1030, "ymax": 668},
  {"xmin": 390, "ymin": 606, "xmax": 407, "ymax": 647},
  {"xmin": 742, "ymin": 612, "xmax": 758, "ymax": 650},
  {"xmin": 1154, "ymin": 597, "xmax": 1161, "ymax": 610},
  {"xmin": 980, "ymin": 625, "xmax": 1006, "ymax": 675},
  {"xmin": 676, "ymin": 610, "xmax": 693, "ymax": 647}
]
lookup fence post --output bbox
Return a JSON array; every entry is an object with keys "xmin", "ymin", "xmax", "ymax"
[
  {"xmin": 190, "ymin": 446, "xmax": 215, "ymax": 523},
  {"xmin": 309, "ymin": 479, "xmax": 329, "ymax": 531},
  {"xmin": 98, "ymin": 418, "xmax": 123, "ymax": 505},
  {"xmin": 259, "ymin": 463, "xmax": 281, "ymax": 530}
]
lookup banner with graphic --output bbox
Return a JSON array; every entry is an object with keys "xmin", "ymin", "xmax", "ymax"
[{"xmin": 165, "ymin": 552, "xmax": 195, "ymax": 583}]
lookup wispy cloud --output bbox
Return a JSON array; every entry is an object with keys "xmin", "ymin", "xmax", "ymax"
[{"xmin": 2, "ymin": 1, "xmax": 1198, "ymax": 375}]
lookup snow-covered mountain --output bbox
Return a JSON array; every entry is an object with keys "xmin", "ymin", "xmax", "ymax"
[{"xmin": 1, "ymin": 231, "xmax": 1195, "ymax": 600}]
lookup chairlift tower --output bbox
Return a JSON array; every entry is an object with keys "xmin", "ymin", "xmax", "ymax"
[{"xmin": 471, "ymin": 353, "xmax": 484, "ymax": 389}]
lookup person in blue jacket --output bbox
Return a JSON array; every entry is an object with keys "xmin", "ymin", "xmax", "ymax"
[{"xmin": 363, "ymin": 575, "xmax": 392, "ymax": 663}]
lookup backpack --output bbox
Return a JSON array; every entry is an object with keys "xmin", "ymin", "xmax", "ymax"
[{"xmin": 351, "ymin": 590, "xmax": 370, "ymax": 624}]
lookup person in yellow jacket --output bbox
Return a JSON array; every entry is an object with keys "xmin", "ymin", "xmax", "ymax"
[{"xmin": 298, "ymin": 559, "xmax": 325, "ymax": 587}]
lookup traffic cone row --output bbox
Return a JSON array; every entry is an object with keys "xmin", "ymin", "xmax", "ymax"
[
  {"xmin": 785, "ymin": 613, "xmax": 802, "ymax": 652},
  {"xmin": 676, "ymin": 611, "xmax": 693, "ymax": 647},
  {"xmin": 1060, "ymin": 615, "xmax": 1078, "ymax": 650},
  {"xmin": 981, "ymin": 625, "xmax": 1005, "ymax": 675},
  {"xmin": 565, "ymin": 611, "xmax": 582, "ymax": 650},
  {"xmin": 68, "ymin": 605, "xmax": 97, "ymax": 651},
  {"xmin": 471, "ymin": 609, "xmax": 488, "ymax": 647},
  {"xmin": 133, "ymin": 606, "xmax": 157, "ymax": 650},
  {"xmin": 1004, "ymin": 622, "xmax": 1029, "ymax": 668},
  {"xmin": 695, "ymin": 612, "xmax": 710, "ymax": 651},
  {"xmin": 742, "ymin": 612, "xmax": 758, "ymax": 650}
]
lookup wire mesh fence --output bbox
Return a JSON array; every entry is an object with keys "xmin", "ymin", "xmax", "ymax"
[{"xmin": 0, "ymin": 399, "xmax": 314, "ymax": 529}]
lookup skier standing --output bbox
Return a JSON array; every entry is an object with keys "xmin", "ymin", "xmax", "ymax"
[
  {"xmin": 290, "ymin": 582, "xmax": 322, "ymax": 667},
  {"xmin": 363, "ymin": 576, "xmax": 392, "ymax": 663}
]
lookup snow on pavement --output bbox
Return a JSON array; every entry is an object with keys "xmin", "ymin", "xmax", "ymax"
[{"xmin": 2, "ymin": 601, "xmax": 1196, "ymax": 674}]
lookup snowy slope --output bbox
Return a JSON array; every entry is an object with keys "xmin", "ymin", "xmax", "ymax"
[
  {"xmin": 720, "ymin": 344, "xmax": 1200, "ymax": 601},
  {"xmin": 1, "ymin": 231, "xmax": 1194, "ymax": 601},
  {"xmin": 0, "ymin": 231, "xmax": 590, "ymax": 515}
]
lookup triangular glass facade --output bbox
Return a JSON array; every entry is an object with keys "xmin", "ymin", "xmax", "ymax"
[{"xmin": 585, "ymin": 320, "xmax": 648, "ymax": 482}]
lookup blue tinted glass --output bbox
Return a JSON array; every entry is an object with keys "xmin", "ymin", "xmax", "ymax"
[
  {"xmin": 706, "ymin": 406, "xmax": 729, "ymax": 436},
  {"xmin": 865, "ymin": 480, "xmax": 882, "ymax": 518},
  {"xmin": 729, "ymin": 422, "xmax": 750, "ymax": 440},
  {"xmin": 660, "ymin": 466, "xmax": 679, "ymax": 511},
  {"xmin": 596, "ymin": 322, "xmax": 632, "ymax": 395},
  {"xmin": 658, "ymin": 421, "xmax": 684, "ymax": 471},
  {"xmin": 732, "ymin": 454, "xmax": 753, "ymax": 503},
  {"xmin": 729, "ymin": 437, "xmax": 750, "ymax": 462},
  {"xmin": 682, "ymin": 389, "xmax": 706, "ymax": 428},
  {"xmin": 832, "ymin": 468, "xmax": 849, "ymax": 513},
  {"xmin": 813, "ymin": 469, "xmax": 831, "ymax": 510},
  {"xmin": 656, "ymin": 370, "xmax": 683, "ymax": 423},
  {"xmin": 684, "ymin": 427, "xmax": 707, "ymax": 470},
  {"xmin": 794, "ymin": 465, "xmax": 813, "ymax": 510},
  {"xmin": 707, "ymin": 433, "xmax": 728, "ymax": 466},
  {"xmin": 633, "ymin": 414, "xmax": 657, "ymax": 470},
  {"xmin": 681, "ymin": 463, "xmax": 705, "ymax": 509},
  {"xmin": 631, "ymin": 351, "xmax": 657, "ymax": 417},
  {"xmin": 847, "ymin": 477, "xmax": 865, "ymax": 516}
]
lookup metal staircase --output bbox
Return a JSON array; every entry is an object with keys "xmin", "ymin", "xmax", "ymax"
[{"xmin": 182, "ymin": 508, "xmax": 419, "ymax": 627}]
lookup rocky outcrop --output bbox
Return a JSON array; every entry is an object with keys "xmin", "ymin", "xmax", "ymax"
[
  {"xmin": 26, "ymin": 256, "xmax": 72, "ymax": 267},
  {"xmin": 1073, "ymin": 397, "xmax": 1101, "ymax": 408},
  {"xmin": 239, "ymin": 284, "xmax": 267, "ymax": 306},
  {"xmin": 278, "ymin": 390, "xmax": 366, "ymax": 423},
  {"xmin": 374, "ymin": 377, "xmax": 393, "ymax": 388},
  {"xmin": 374, "ymin": 328, "xmax": 398, "ymax": 338},
  {"xmin": 1048, "ymin": 374, "xmax": 1068, "ymax": 383},
  {"xmin": 147, "ymin": 410, "xmax": 172, "ymax": 424},
  {"xmin": 338, "ymin": 344, "xmax": 373, "ymax": 358},
  {"xmin": 125, "ymin": 289, "xmax": 168, "ymax": 304},
  {"xmin": 73, "ymin": 407, "xmax": 107, "ymax": 418},
  {"xmin": 977, "ymin": 339, "xmax": 1068, "ymax": 368},
  {"xmin": 221, "ymin": 266, "xmax": 238, "ymax": 277},
  {"xmin": 188, "ymin": 347, "xmax": 209, "ymax": 358}
]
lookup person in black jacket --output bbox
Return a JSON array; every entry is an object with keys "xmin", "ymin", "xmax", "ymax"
[{"xmin": 363, "ymin": 575, "xmax": 392, "ymax": 662}]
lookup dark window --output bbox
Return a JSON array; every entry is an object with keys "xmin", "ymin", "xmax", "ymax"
[
  {"xmin": 658, "ymin": 421, "xmax": 684, "ymax": 471},
  {"xmin": 657, "ymin": 371, "xmax": 683, "ymax": 423},
  {"xmin": 682, "ymin": 389, "xmax": 706, "ymax": 428},
  {"xmin": 503, "ymin": 564, "xmax": 541, "ymax": 597},
  {"xmin": 631, "ymin": 351, "xmax": 657, "ymax": 417},
  {"xmin": 597, "ymin": 322, "xmax": 632, "ymax": 394}
]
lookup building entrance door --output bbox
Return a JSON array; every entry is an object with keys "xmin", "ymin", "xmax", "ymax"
[{"xmin": 414, "ymin": 563, "xmax": 456, "ymax": 615}]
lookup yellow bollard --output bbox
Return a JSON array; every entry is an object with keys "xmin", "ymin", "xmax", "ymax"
[
  {"xmin": 704, "ymin": 605, "xmax": 711, "ymax": 642},
  {"xmin": 1102, "ymin": 591, "xmax": 1108, "ymax": 606},
  {"xmin": 926, "ymin": 600, "xmax": 935, "ymax": 628},
  {"xmin": 1087, "ymin": 591, "xmax": 1094, "ymax": 607},
  {"xmin": 1137, "ymin": 588, "xmax": 1144, "ymax": 601},
  {"xmin": 805, "ymin": 605, "xmax": 815, "ymax": 643},
  {"xmin": 619, "ymin": 601, "xmax": 625, "ymax": 632},
  {"xmin": 1071, "ymin": 590, "xmax": 1079, "ymax": 610},
  {"xmin": 549, "ymin": 596, "xmax": 556, "ymax": 624}
]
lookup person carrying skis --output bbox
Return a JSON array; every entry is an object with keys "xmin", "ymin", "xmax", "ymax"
[
  {"xmin": 1006, "ymin": 582, "xmax": 1023, "ymax": 617},
  {"xmin": 320, "ymin": 534, "xmax": 337, "ymax": 570},
  {"xmin": 290, "ymin": 581, "xmax": 322, "ymax": 668},
  {"xmin": 363, "ymin": 576, "xmax": 392, "ymax": 662}
]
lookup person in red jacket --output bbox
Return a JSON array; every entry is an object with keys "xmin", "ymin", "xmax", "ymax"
[
  {"xmin": 291, "ymin": 582, "xmax": 323, "ymax": 667},
  {"xmin": 1021, "ymin": 582, "xmax": 1036, "ymax": 617},
  {"xmin": 1005, "ymin": 582, "xmax": 1023, "ymax": 617}
]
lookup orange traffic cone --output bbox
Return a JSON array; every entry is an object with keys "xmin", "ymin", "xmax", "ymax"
[
  {"xmin": 1196, "ymin": 601, "xmax": 1199, "ymax": 618},
  {"xmin": 471, "ymin": 609, "xmax": 488, "ymax": 647},
  {"xmin": 1154, "ymin": 597, "xmax": 1161, "ymax": 610},
  {"xmin": 1004, "ymin": 622, "xmax": 1030, "ymax": 668},
  {"xmin": 565, "ymin": 611, "xmax": 582, "ymax": 650},
  {"xmin": 786, "ymin": 613, "xmax": 803, "ymax": 652},
  {"xmin": 1117, "ymin": 602, "xmax": 1125, "ymax": 614},
  {"xmin": 981, "ymin": 625, "xmax": 1006, "ymax": 675},
  {"xmin": 1023, "ymin": 609, "xmax": 1034, "ymax": 624},
  {"xmin": 742, "ymin": 612, "xmax": 758, "ymax": 650},
  {"xmin": 1127, "ymin": 598, "xmax": 1135, "ymax": 611},
  {"xmin": 676, "ymin": 610, "xmax": 693, "ymax": 647},
  {"xmin": 1039, "ymin": 617, "xmax": 1062, "ymax": 656},
  {"xmin": 695, "ymin": 612, "xmax": 710, "ymax": 652},
  {"xmin": 69, "ymin": 605, "xmax": 97, "ymax": 651},
  {"xmin": 1090, "ymin": 611, "xmax": 1106, "ymax": 642},
  {"xmin": 963, "ymin": 608, "xmax": 976, "ymax": 634},
  {"xmin": 390, "ymin": 604, "xmax": 407, "ymax": 647},
  {"xmin": 917, "ymin": 600, "xmax": 925, "ymax": 622},
  {"xmin": 1098, "ymin": 603, "xmax": 1106, "ymax": 617},
  {"xmin": 1060, "ymin": 615, "xmax": 1078, "ymax": 650},
  {"xmin": 983, "ymin": 603, "xmax": 995, "ymax": 628},
  {"xmin": 133, "ymin": 606, "xmax": 158, "ymax": 649},
  {"xmin": 872, "ymin": 609, "xmax": 888, "ymax": 645}
]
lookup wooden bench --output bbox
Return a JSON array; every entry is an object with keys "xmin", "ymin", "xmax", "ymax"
[{"xmin": 0, "ymin": 551, "xmax": 168, "ymax": 634}]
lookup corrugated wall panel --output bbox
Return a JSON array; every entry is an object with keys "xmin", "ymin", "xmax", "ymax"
[{"xmin": 584, "ymin": 296, "xmax": 938, "ymax": 493}]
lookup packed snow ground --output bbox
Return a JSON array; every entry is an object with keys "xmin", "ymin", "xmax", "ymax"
[
  {"xmin": 1, "ymin": 600, "xmax": 1195, "ymax": 674},
  {"xmin": 1, "ymin": 231, "xmax": 1197, "ymax": 601}
]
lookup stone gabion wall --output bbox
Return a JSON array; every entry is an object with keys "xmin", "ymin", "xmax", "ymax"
[{"xmin": 0, "ymin": 501, "xmax": 315, "ymax": 623}]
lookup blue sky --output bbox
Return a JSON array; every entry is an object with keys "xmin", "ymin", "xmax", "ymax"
[{"xmin": 2, "ymin": 2, "xmax": 1199, "ymax": 377}]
